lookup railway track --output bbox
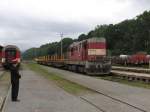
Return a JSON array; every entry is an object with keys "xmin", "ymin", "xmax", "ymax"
[
  {"xmin": 79, "ymin": 83, "xmax": 148, "ymax": 112},
  {"xmin": 111, "ymin": 66, "xmax": 150, "ymax": 83},
  {"xmin": 80, "ymin": 90, "xmax": 147, "ymax": 112},
  {"xmin": 78, "ymin": 73, "xmax": 148, "ymax": 112}
]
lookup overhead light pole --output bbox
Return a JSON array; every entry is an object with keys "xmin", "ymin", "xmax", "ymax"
[{"xmin": 60, "ymin": 33, "xmax": 63, "ymax": 57}]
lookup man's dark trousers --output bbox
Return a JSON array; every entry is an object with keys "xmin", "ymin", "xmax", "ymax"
[
  {"xmin": 10, "ymin": 64, "xmax": 20, "ymax": 101},
  {"xmin": 11, "ymin": 80, "xmax": 19, "ymax": 100}
]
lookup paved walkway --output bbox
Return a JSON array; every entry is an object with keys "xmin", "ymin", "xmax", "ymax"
[
  {"xmin": 4, "ymin": 69, "xmax": 100, "ymax": 112},
  {"xmin": 43, "ymin": 66, "xmax": 150, "ymax": 112}
]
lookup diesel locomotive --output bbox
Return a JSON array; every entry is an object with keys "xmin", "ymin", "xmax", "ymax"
[{"xmin": 36, "ymin": 37, "xmax": 111, "ymax": 75}]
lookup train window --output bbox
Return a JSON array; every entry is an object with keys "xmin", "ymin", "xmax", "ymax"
[
  {"xmin": 71, "ymin": 48, "xmax": 74, "ymax": 56},
  {"xmin": 75, "ymin": 47, "xmax": 77, "ymax": 51},
  {"xmin": 79, "ymin": 43, "xmax": 81, "ymax": 51},
  {"xmin": 83, "ymin": 43, "xmax": 87, "ymax": 49},
  {"xmin": 5, "ymin": 49, "xmax": 16, "ymax": 58},
  {"xmin": 0, "ymin": 46, "xmax": 3, "ymax": 50}
]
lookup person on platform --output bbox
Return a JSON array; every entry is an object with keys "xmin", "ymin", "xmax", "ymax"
[{"xmin": 9, "ymin": 60, "xmax": 21, "ymax": 102}]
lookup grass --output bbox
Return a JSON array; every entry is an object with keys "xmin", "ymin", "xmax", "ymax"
[
  {"xmin": 26, "ymin": 63, "xmax": 92, "ymax": 95},
  {"xmin": 97, "ymin": 74, "xmax": 150, "ymax": 89}
]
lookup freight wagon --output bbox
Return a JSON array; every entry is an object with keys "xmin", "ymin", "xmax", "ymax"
[
  {"xmin": 36, "ymin": 37, "xmax": 111, "ymax": 75},
  {"xmin": 112, "ymin": 52, "xmax": 150, "ymax": 66}
]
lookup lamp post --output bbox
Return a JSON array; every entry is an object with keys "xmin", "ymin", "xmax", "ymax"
[{"xmin": 60, "ymin": 33, "xmax": 63, "ymax": 57}]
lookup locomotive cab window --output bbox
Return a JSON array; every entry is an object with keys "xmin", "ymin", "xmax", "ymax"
[
  {"xmin": 83, "ymin": 43, "xmax": 87, "ymax": 49},
  {"xmin": 5, "ymin": 49, "xmax": 16, "ymax": 58},
  {"xmin": 71, "ymin": 48, "xmax": 74, "ymax": 56}
]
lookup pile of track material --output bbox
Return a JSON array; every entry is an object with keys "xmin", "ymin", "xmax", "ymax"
[{"xmin": 112, "ymin": 66, "xmax": 150, "ymax": 83}]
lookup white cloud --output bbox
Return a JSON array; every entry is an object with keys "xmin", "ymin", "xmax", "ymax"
[
  {"xmin": 0, "ymin": 0, "xmax": 149, "ymax": 50},
  {"xmin": 0, "ymin": 0, "xmax": 135, "ymax": 23}
]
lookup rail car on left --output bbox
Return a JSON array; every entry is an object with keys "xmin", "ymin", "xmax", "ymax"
[
  {"xmin": 1, "ymin": 45, "xmax": 21, "ymax": 69},
  {"xmin": 0, "ymin": 45, "xmax": 3, "ymax": 64}
]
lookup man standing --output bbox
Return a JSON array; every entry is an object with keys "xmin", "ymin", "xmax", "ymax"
[{"xmin": 9, "ymin": 62, "xmax": 21, "ymax": 102}]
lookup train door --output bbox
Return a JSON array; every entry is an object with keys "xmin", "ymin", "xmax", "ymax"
[
  {"xmin": 82, "ymin": 41, "xmax": 87, "ymax": 60},
  {"xmin": 5, "ymin": 48, "xmax": 16, "ymax": 62}
]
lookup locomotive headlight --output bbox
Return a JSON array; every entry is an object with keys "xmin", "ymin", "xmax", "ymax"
[
  {"xmin": 18, "ymin": 58, "xmax": 21, "ymax": 63},
  {"xmin": 2, "ymin": 58, "xmax": 5, "ymax": 63}
]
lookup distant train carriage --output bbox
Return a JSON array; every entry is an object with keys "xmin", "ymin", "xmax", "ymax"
[
  {"xmin": 112, "ymin": 52, "xmax": 150, "ymax": 66},
  {"xmin": 67, "ymin": 37, "xmax": 111, "ymax": 74},
  {"xmin": 2, "ymin": 45, "xmax": 21, "ymax": 68},
  {"xmin": 128, "ymin": 53, "xmax": 149, "ymax": 65},
  {"xmin": 112, "ymin": 55, "xmax": 129, "ymax": 65}
]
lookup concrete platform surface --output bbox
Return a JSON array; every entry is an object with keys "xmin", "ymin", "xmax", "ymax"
[
  {"xmin": 4, "ymin": 69, "xmax": 101, "ymax": 112},
  {"xmin": 43, "ymin": 65, "xmax": 150, "ymax": 112}
]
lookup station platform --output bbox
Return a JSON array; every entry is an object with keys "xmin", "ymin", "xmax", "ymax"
[{"xmin": 3, "ymin": 69, "xmax": 100, "ymax": 112}]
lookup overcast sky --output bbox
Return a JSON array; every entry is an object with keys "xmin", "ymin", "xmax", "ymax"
[{"xmin": 0, "ymin": 0, "xmax": 150, "ymax": 51}]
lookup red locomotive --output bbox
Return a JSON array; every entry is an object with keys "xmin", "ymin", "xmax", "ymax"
[
  {"xmin": 37, "ymin": 37, "xmax": 111, "ymax": 75},
  {"xmin": 67, "ymin": 37, "xmax": 111, "ymax": 74},
  {"xmin": 2, "ymin": 45, "xmax": 21, "ymax": 68}
]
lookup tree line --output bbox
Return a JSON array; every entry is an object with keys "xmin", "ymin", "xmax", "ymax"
[{"xmin": 23, "ymin": 10, "xmax": 150, "ymax": 59}]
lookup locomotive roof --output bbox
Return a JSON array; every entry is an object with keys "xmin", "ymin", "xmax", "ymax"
[
  {"xmin": 70, "ymin": 37, "xmax": 105, "ymax": 48},
  {"xmin": 3, "ymin": 45, "xmax": 20, "ymax": 51},
  {"xmin": 87, "ymin": 37, "xmax": 105, "ymax": 42},
  {"xmin": 0, "ymin": 45, "xmax": 3, "ymax": 48},
  {"xmin": 0, "ymin": 45, "xmax": 3, "ymax": 50}
]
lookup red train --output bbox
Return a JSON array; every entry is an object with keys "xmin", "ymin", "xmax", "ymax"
[
  {"xmin": 0, "ymin": 46, "xmax": 3, "ymax": 65},
  {"xmin": 1, "ymin": 45, "xmax": 21, "ymax": 68},
  {"xmin": 37, "ymin": 37, "xmax": 111, "ymax": 75},
  {"xmin": 112, "ymin": 52, "xmax": 150, "ymax": 66}
]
